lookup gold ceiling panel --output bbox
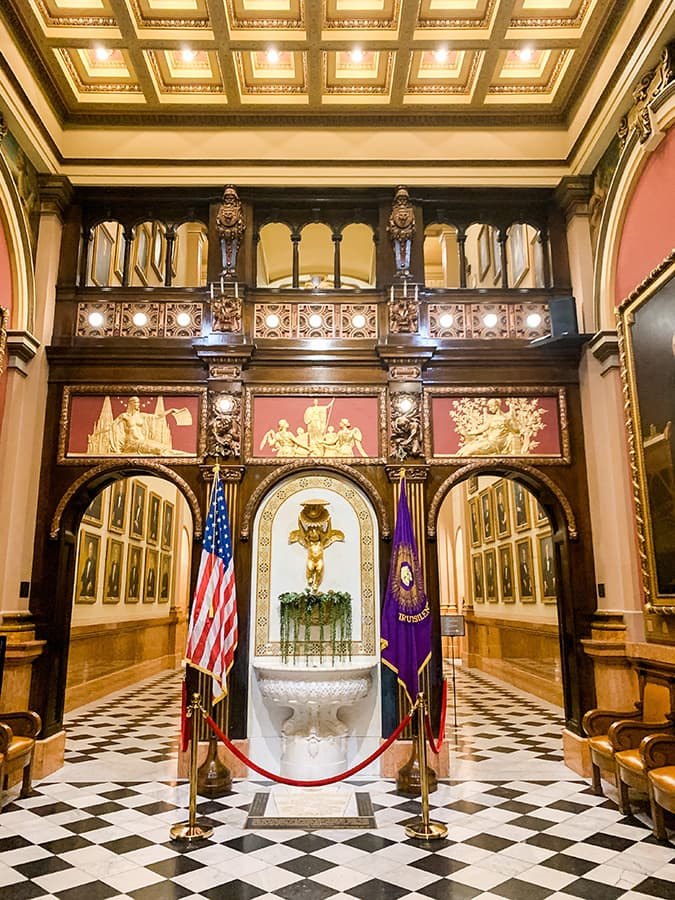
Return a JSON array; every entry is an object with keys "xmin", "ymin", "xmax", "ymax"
[
  {"xmin": 226, "ymin": 0, "xmax": 305, "ymax": 34},
  {"xmin": 415, "ymin": 0, "xmax": 496, "ymax": 30},
  {"xmin": 323, "ymin": 0, "xmax": 401, "ymax": 34},
  {"xmin": 488, "ymin": 48, "xmax": 572, "ymax": 100},
  {"xmin": 146, "ymin": 49, "xmax": 226, "ymax": 100},
  {"xmin": 235, "ymin": 50, "xmax": 309, "ymax": 103},
  {"xmin": 405, "ymin": 49, "xmax": 482, "ymax": 103},
  {"xmin": 55, "ymin": 46, "xmax": 144, "ymax": 99},
  {"xmin": 129, "ymin": 0, "xmax": 211, "ymax": 28},
  {"xmin": 29, "ymin": 0, "xmax": 117, "ymax": 28},
  {"xmin": 509, "ymin": 0, "xmax": 591, "ymax": 28},
  {"xmin": 322, "ymin": 50, "xmax": 394, "ymax": 102}
]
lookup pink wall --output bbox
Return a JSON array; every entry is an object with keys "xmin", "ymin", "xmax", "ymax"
[
  {"xmin": 0, "ymin": 220, "xmax": 12, "ymax": 428},
  {"xmin": 615, "ymin": 125, "xmax": 675, "ymax": 303}
]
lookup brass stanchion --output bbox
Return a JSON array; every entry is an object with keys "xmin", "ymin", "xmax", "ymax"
[
  {"xmin": 170, "ymin": 693, "xmax": 214, "ymax": 842},
  {"xmin": 404, "ymin": 692, "xmax": 447, "ymax": 841}
]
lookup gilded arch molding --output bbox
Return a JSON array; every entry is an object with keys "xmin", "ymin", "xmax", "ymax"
[
  {"xmin": 593, "ymin": 78, "xmax": 675, "ymax": 329},
  {"xmin": 49, "ymin": 459, "xmax": 203, "ymax": 540},
  {"xmin": 239, "ymin": 460, "xmax": 391, "ymax": 542},
  {"xmin": 0, "ymin": 151, "xmax": 36, "ymax": 335},
  {"xmin": 426, "ymin": 461, "xmax": 578, "ymax": 541}
]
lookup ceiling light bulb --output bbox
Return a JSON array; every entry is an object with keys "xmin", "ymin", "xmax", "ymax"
[
  {"xmin": 433, "ymin": 47, "xmax": 449, "ymax": 64},
  {"xmin": 350, "ymin": 48, "xmax": 364, "ymax": 63},
  {"xmin": 518, "ymin": 46, "xmax": 534, "ymax": 63},
  {"xmin": 266, "ymin": 47, "xmax": 280, "ymax": 64},
  {"xmin": 95, "ymin": 46, "xmax": 112, "ymax": 62},
  {"xmin": 265, "ymin": 313, "xmax": 280, "ymax": 328},
  {"xmin": 88, "ymin": 311, "xmax": 104, "ymax": 327},
  {"xmin": 181, "ymin": 48, "xmax": 197, "ymax": 63},
  {"xmin": 132, "ymin": 312, "xmax": 148, "ymax": 327},
  {"xmin": 483, "ymin": 313, "xmax": 498, "ymax": 328},
  {"xmin": 351, "ymin": 313, "xmax": 366, "ymax": 328},
  {"xmin": 176, "ymin": 312, "xmax": 191, "ymax": 327},
  {"xmin": 309, "ymin": 313, "xmax": 323, "ymax": 328},
  {"xmin": 439, "ymin": 313, "xmax": 454, "ymax": 328},
  {"xmin": 526, "ymin": 312, "xmax": 542, "ymax": 328},
  {"xmin": 398, "ymin": 397, "xmax": 414, "ymax": 413}
]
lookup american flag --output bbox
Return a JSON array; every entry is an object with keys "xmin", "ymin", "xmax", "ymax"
[{"xmin": 184, "ymin": 472, "xmax": 237, "ymax": 704}]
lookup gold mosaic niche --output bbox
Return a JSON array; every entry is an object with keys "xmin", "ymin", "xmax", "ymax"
[{"xmin": 254, "ymin": 474, "xmax": 376, "ymax": 658}]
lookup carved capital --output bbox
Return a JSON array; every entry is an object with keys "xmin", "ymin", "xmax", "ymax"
[
  {"xmin": 554, "ymin": 175, "xmax": 593, "ymax": 221},
  {"xmin": 37, "ymin": 175, "xmax": 74, "ymax": 220}
]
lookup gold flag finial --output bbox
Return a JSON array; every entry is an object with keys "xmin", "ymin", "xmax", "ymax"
[{"xmin": 399, "ymin": 467, "xmax": 406, "ymax": 481}]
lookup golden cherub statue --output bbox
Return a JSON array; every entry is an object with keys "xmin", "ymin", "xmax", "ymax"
[{"xmin": 288, "ymin": 500, "xmax": 344, "ymax": 591}]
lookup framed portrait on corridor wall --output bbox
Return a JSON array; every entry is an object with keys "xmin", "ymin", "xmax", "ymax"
[{"xmin": 75, "ymin": 531, "xmax": 100, "ymax": 603}]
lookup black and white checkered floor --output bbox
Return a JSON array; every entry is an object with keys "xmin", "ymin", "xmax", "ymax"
[{"xmin": 1, "ymin": 667, "xmax": 673, "ymax": 900}]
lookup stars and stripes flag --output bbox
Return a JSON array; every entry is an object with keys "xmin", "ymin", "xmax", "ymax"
[
  {"xmin": 380, "ymin": 473, "xmax": 432, "ymax": 704},
  {"xmin": 184, "ymin": 471, "xmax": 238, "ymax": 707}
]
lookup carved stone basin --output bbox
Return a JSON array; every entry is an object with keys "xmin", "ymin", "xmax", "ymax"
[{"xmin": 253, "ymin": 661, "xmax": 377, "ymax": 779}]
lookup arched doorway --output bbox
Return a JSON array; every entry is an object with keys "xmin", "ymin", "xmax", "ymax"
[
  {"xmin": 65, "ymin": 473, "xmax": 194, "ymax": 712},
  {"xmin": 437, "ymin": 473, "xmax": 562, "ymax": 707}
]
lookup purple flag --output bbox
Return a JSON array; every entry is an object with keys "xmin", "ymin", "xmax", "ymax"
[{"xmin": 381, "ymin": 475, "xmax": 432, "ymax": 704}]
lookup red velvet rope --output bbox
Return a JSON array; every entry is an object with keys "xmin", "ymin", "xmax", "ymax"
[
  {"xmin": 204, "ymin": 710, "xmax": 414, "ymax": 787},
  {"xmin": 424, "ymin": 679, "xmax": 448, "ymax": 755}
]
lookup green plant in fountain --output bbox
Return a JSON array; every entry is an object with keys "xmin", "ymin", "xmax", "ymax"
[{"xmin": 279, "ymin": 588, "xmax": 352, "ymax": 664}]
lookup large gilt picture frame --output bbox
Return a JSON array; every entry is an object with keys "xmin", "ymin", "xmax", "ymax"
[
  {"xmin": 245, "ymin": 386, "xmax": 386, "ymax": 464},
  {"xmin": 619, "ymin": 256, "xmax": 675, "ymax": 611}
]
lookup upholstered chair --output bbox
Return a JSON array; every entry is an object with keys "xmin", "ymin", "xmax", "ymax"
[
  {"xmin": 640, "ymin": 732, "xmax": 675, "ymax": 839},
  {"xmin": 0, "ymin": 711, "xmax": 42, "ymax": 809},
  {"xmin": 582, "ymin": 674, "xmax": 675, "ymax": 801}
]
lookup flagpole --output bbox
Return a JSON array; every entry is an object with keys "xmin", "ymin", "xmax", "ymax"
[
  {"xmin": 170, "ymin": 693, "xmax": 214, "ymax": 842},
  {"xmin": 404, "ymin": 692, "xmax": 447, "ymax": 841}
]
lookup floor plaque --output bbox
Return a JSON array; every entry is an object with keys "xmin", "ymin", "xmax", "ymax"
[{"xmin": 245, "ymin": 787, "xmax": 376, "ymax": 830}]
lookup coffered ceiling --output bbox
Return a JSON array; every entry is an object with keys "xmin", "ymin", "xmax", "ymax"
[{"xmin": 0, "ymin": 0, "xmax": 672, "ymax": 185}]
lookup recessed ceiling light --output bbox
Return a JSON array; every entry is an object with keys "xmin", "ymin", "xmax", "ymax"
[
  {"xmin": 266, "ymin": 47, "xmax": 280, "ymax": 64},
  {"xmin": 518, "ymin": 46, "xmax": 534, "ymax": 63},
  {"xmin": 181, "ymin": 48, "xmax": 197, "ymax": 63},
  {"xmin": 176, "ymin": 312, "xmax": 191, "ymax": 327},
  {"xmin": 483, "ymin": 313, "xmax": 498, "ymax": 328},
  {"xmin": 94, "ymin": 46, "xmax": 112, "ymax": 62},
  {"xmin": 526, "ymin": 312, "xmax": 542, "ymax": 328},
  {"xmin": 265, "ymin": 313, "xmax": 280, "ymax": 328},
  {"xmin": 88, "ymin": 311, "xmax": 104, "ymax": 327},
  {"xmin": 398, "ymin": 397, "xmax": 414, "ymax": 413},
  {"xmin": 351, "ymin": 313, "xmax": 366, "ymax": 329},
  {"xmin": 350, "ymin": 47, "xmax": 364, "ymax": 63},
  {"xmin": 132, "ymin": 312, "xmax": 148, "ymax": 327},
  {"xmin": 433, "ymin": 47, "xmax": 449, "ymax": 64},
  {"xmin": 308, "ymin": 313, "xmax": 323, "ymax": 328},
  {"xmin": 440, "ymin": 313, "xmax": 454, "ymax": 328}
]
